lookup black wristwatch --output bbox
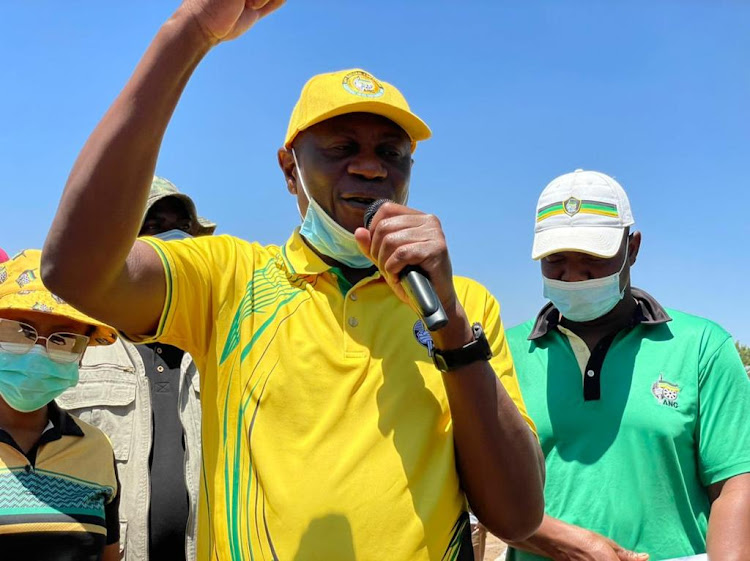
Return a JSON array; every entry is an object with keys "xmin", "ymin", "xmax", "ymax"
[{"xmin": 432, "ymin": 323, "xmax": 493, "ymax": 372}]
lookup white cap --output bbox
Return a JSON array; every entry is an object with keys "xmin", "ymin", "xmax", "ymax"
[{"xmin": 532, "ymin": 169, "xmax": 634, "ymax": 260}]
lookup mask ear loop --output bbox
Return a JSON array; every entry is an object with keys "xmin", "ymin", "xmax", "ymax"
[
  {"xmin": 291, "ymin": 149, "xmax": 309, "ymax": 220},
  {"xmin": 291, "ymin": 149, "xmax": 309, "ymax": 199},
  {"xmin": 399, "ymin": 181, "xmax": 410, "ymax": 206},
  {"xmin": 618, "ymin": 244, "xmax": 629, "ymax": 273},
  {"xmin": 617, "ymin": 243, "xmax": 630, "ymax": 297}
]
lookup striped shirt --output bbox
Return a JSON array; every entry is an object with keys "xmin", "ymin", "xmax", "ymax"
[{"xmin": 0, "ymin": 401, "xmax": 120, "ymax": 560}]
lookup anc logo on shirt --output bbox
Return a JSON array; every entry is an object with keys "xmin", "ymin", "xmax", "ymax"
[
  {"xmin": 413, "ymin": 320, "xmax": 434, "ymax": 357},
  {"xmin": 651, "ymin": 373, "xmax": 681, "ymax": 408}
]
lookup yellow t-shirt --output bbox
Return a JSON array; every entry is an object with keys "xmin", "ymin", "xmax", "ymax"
[{"xmin": 137, "ymin": 230, "xmax": 534, "ymax": 561}]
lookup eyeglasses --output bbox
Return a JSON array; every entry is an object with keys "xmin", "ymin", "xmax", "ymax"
[{"xmin": 0, "ymin": 318, "xmax": 90, "ymax": 364}]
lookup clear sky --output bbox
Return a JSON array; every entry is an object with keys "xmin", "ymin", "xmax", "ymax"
[{"xmin": 1, "ymin": 2, "xmax": 748, "ymax": 342}]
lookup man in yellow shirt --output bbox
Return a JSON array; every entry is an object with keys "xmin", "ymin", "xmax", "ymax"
[{"xmin": 42, "ymin": 1, "xmax": 545, "ymax": 559}]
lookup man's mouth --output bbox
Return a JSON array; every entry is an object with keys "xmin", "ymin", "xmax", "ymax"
[{"xmin": 341, "ymin": 196, "xmax": 379, "ymax": 209}]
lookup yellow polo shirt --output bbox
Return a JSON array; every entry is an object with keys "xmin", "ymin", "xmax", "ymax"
[{"xmin": 137, "ymin": 230, "xmax": 534, "ymax": 561}]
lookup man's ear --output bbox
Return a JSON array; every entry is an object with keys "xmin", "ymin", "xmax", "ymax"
[
  {"xmin": 628, "ymin": 231, "xmax": 642, "ymax": 266},
  {"xmin": 277, "ymin": 148, "xmax": 297, "ymax": 195}
]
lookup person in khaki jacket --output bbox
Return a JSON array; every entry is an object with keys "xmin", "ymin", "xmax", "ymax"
[{"xmin": 58, "ymin": 176, "xmax": 215, "ymax": 561}]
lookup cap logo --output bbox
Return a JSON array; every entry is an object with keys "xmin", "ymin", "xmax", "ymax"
[
  {"xmin": 342, "ymin": 71, "xmax": 385, "ymax": 98},
  {"xmin": 536, "ymin": 199, "xmax": 620, "ymax": 222},
  {"xmin": 564, "ymin": 197, "xmax": 582, "ymax": 216}
]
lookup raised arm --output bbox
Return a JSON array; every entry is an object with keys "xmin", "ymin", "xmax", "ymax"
[{"xmin": 41, "ymin": 0, "xmax": 285, "ymax": 335}]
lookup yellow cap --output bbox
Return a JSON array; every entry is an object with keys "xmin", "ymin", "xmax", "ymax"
[
  {"xmin": 0, "ymin": 250, "xmax": 117, "ymax": 345},
  {"xmin": 284, "ymin": 69, "xmax": 431, "ymax": 152}
]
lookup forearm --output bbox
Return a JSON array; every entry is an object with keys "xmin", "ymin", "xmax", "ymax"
[
  {"xmin": 505, "ymin": 515, "xmax": 575, "ymax": 558},
  {"xmin": 42, "ymin": 7, "xmax": 213, "ymax": 301},
  {"xmin": 707, "ymin": 476, "xmax": 750, "ymax": 560},
  {"xmin": 507, "ymin": 515, "xmax": 648, "ymax": 560},
  {"xmin": 434, "ymin": 304, "xmax": 545, "ymax": 542}
]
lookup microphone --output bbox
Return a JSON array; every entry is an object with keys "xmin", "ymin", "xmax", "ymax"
[{"xmin": 364, "ymin": 200, "xmax": 449, "ymax": 332}]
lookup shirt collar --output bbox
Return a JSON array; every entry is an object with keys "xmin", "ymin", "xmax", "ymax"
[
  {"xmin": 527, "ymin": 287, "xmax": 672, "ymax": 341},
  {"xmin": 280, "ymin": 228, "xmax": 380, "ymax": 282},
  {"xmin": 0, "ymin": 401, "xmax": 84, "ymax": 451},
  {"xmin": 47, "ymin": 400, "xmax": 85, "ymax": 437},
  {"xmin": 281, "ymin": 228, "xmax": 334, "ymax": 276}
]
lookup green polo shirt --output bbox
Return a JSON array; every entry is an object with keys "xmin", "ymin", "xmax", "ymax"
[{"xmin": 506, "ymin": 289, "xmax": 750, "ymax": 561}]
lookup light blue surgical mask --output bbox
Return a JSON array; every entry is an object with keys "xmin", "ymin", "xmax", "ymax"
[
  {"xmin": 293, "ymin": 149, "xmax": 374, "ymax": 269},
  {"xmin": 0, "ymin": 345, "xmax": 80, "ymax": 412},
  {"xmin": 542, "ymin": 247, "xmax": 629, "ymax": 323},
  {"xmin": 153, "ymin": 229, "xmax": 193, "ymax": 242}
]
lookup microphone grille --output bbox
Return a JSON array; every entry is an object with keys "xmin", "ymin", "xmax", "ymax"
[{"xmin": 364, "ymin": 199, "xmax": 392, "ymax": 228}]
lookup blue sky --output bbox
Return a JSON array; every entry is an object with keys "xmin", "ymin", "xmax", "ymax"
[{"xmin": 1, "ymin": 2, "xmax": 748, "ymax": 343}]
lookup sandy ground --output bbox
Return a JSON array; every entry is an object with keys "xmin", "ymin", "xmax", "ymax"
[{"xmin": 484, "ymin": 533, "xmax": 508, "ymax": 560}]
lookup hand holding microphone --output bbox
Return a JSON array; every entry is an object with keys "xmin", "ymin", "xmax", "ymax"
[{"xmin": 360, "ymin": 200, "xmax": 449, "ymax": 331}]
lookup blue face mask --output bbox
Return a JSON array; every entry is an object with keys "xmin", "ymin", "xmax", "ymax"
[
  {"xmin": 0, "ymin": 345, "xmax": 80, "ymax": 412},
  {"xmin": 542, "ymin": 247, "xmax": 629, "ymax": 323},
  {"xmin": 293, "ymin": 150, "xmax": 374, "ymax": 269},
  {"xmin": 152, "ymin": 229, "xmax": 192, "ymax": 242}
]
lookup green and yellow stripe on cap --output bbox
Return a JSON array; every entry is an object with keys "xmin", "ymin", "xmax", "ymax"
[{"xmin": 537, "ymin": 198, "xmax": 619, "ymax": 222}]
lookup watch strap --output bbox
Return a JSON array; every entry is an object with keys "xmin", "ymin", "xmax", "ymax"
[{"xmin": 432, "ymin": 322, "xmax": 493, "ymax": 372}]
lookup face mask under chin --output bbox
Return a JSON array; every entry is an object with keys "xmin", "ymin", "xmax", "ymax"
[{"xmin": 292, "ymin": 149, "xmax": 374, "ymax": 269}]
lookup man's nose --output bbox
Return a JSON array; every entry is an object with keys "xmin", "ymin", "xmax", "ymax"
[{"xmin": 347, "ymin": 153, "xmax": 387, "ymax": 180}]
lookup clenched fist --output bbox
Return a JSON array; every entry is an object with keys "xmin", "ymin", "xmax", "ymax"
[{"xmin": 180, "ymin": 0, "xmax": 286, "ymax": 43}]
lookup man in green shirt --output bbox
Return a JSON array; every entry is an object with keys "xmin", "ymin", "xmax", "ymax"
[{"xmin": 506, "ymin": 169, "xmax": 750, "ymax": 561}]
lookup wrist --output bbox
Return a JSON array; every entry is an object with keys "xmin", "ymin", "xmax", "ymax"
[
  {"xmin": 169, "ymin": 5, "xmax": 221, "ymax": 53},
  {"xmin": 431, "ymin": 300, "xmax": 472, "ymax": 351},
  {"xmin": 521, "ymin": 517, "xmax": 584, "ymax": 561}
]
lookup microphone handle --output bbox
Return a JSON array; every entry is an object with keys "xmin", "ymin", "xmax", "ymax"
[{"xmin": 401, "ymin": 266, "xmax": 449, "ymax": 331}]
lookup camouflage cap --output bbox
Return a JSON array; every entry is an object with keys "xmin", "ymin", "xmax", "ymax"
[
  {"xmin": 0, "ymin": 250, "xmax": 117, "ymax": 345},
  {"xmin": 145, "ymin": 176, "xmax": 216, "ymax": 236}
]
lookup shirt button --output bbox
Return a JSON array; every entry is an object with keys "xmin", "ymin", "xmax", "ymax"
[
  {"xmin": 156, "ymin": 347, "xmax": 163, "ymax": 355},
  {"xmin": 586, "ymin": 370, "xmax": 595, "ymax": 378},
  {"xmin": 348, "ymin": 317, "xmax": 359, "ymax": 328},
  {"xmin": 157, "ymin": 365, "xmax": 165, "ymax": 373},
  {"xmin": 349, "ymin": 292, "xmax": 358, "ymax": 301}
]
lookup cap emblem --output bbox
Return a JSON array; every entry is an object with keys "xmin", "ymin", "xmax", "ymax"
[
  {"xmin": 564, "ymin": 197, "xmax": 582, "ymax": 216},
  {"xmin": 342, "ymin": 71, "xmax": 385, "ymax": 98}
]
